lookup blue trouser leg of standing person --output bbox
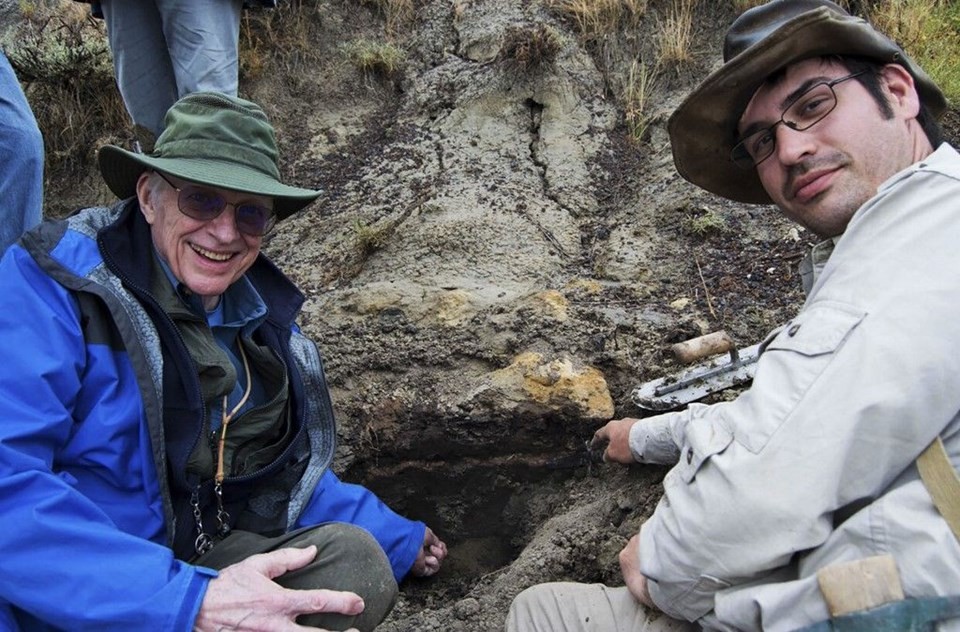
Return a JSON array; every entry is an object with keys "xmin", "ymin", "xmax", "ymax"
[{"xmin": 0, "ymin": 52, "xmax": 43, "ymax": 254}]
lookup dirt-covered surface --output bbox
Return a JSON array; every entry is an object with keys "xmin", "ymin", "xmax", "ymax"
[{"xmin": 37, "ymin": 0, "xmax": 958, "ymax": 630}]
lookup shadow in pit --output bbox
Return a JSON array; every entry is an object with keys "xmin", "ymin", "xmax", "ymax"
[{"xmin": 344, "ymin": 451, "xmax": 600, "ymax": 608}]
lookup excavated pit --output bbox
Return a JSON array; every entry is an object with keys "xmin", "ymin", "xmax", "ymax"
[{"xmin": 345, "ymin": 440, "xmax": 603, "ymax": 606}]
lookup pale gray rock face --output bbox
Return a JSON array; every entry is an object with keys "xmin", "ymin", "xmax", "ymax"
[{"xmin": 250, "ymin": 3, "xmax": 806, "ymax": 627}]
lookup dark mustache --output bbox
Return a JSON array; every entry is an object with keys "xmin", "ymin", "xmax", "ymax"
[{"xmin": 783, "ymin": 152, "xmax": 848, "ymax": 200}]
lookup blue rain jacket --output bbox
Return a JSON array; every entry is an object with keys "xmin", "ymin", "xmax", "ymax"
[{"xmin": 0, "ymin": 202, "xmax": 424, "ymax": 630}]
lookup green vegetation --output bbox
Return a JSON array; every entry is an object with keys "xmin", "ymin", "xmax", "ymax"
[
  {"xmin": 341, "ymin": 39, "xmax": 405, "ymax": 78},
  {"xmin": 866, "ymin": 0, "xmax": 960, "ymax": 104},
  {"xmin": 353, "ymin": 219, "xmax": 393, "ymax": 256},
  {"xmin": 681, "ymin": 207, "xmax": 729, "ymax": 238}
]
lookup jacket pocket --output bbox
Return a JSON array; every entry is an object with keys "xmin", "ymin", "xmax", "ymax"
[
  {"xmin": 736, "ymin": 301, "xmax": 867, "ymax": 454},
  {"xmin": 676, "ymin": 416, "xmax": 734, "ymax": 484}
]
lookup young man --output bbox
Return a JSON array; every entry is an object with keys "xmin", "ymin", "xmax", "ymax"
[
  {"xmin": 0, "ymin": 92, "xmax": 445, "ymax": 631},
  {"xmin": 507, "ymin": 1, "xmax": 959, "ymax": 630}
]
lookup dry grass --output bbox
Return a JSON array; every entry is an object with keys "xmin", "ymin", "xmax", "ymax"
[
  {"xmin": 499, "ymin": 24, "xmax": 564, "ymax": 72},
  {"xmin": 2, "ymin": 1, "xmax": 127, "ymax": 178},
  {"xmin": 341, "ymin": 39, "xmax": 406, "ymax": 78},
  {"xmin": 624, "ymin": 59, "xmax": 659, "ymax": 142},
  {"xmin": 546, "ymin": 0, "xmax": 647, "ymax": 44},
  {"xmin": 655, "ymin": 0, "xmax": 697, "ymax": 68},
  {"xmin": 359, "ymin": 0, "xmax": 414, "ymax": 36},
  {"xmin": 240, "ymin": 0, "xmax": 325, "ymax": 78}
]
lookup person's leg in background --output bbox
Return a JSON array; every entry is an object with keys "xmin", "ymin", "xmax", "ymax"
[
  {"xmin": 0, "ymin": 51, "xmax": 44, "ymax": 254},
  {"xmin": 506, "ymin": 582, "xmax": 700, "ymax": 632},
  {"xmin": 158, "ymin": 0, "xmax": 243, "ymax": 98},
  {"xmin": 100, "ymin": 0, "xmax": 179, "ymax": 140}
]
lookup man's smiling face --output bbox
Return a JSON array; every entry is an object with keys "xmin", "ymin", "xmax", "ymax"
[
  {"xmin": 138, "ymin": 172, "xmax": 271, "ymax": 310},
  {"xmin": 739, "ymin": 58, "xmax": 927, "ymax": 238}
]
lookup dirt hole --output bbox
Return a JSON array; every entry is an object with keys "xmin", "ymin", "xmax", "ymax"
[{"xmin": 347, "ymin": 451, "xmax": 599, "ymax": 607}]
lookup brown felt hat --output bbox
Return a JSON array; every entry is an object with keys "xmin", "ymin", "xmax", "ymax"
[
  {"xmin": 667, "ymin": 0, "xmax": 947, "ymax": 204},
  {"xmin": 99, "ymin": 92, "xmax": 321, "ymax": 222}
]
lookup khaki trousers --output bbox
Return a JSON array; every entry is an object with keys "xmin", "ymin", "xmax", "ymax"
[
  {"xmin": 506, "ymin": 583, "xmax": 699, "ymax": 632},
  {"xmin": 196, "ymin": 523, "xmax": 398, "ymax": 632}
]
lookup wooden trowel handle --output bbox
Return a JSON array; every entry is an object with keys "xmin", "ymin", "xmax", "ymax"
[{"xmin": 671, "ymin": 331, "xmax": 735, "ymax": 365}]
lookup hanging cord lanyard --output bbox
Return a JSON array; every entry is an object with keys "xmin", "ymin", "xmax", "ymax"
[{"xmin": 193, "ymin": 342, "xmax": 252, "ymax": 556}]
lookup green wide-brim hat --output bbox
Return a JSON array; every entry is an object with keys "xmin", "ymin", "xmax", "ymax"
[
  {"xmin": 667, "ymin": 0, "xmax": 947, "ymax": 204},
  {"xmin": 99, "ymin": 92, "xmax": 320, "ymax": 222}
]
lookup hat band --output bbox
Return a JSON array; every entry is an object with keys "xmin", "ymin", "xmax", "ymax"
[{"xmin": 153, "ymin": 138, "xmax": 281, "ymax": 180}]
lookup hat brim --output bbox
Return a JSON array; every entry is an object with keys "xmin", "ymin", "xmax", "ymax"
[
  {"xmin": 98, "ymin": 144, "xmax": 321, "ymax": 221},
  {"xmin": 667, "ymin": 8, "xmax": 947, "ymax": 204}
]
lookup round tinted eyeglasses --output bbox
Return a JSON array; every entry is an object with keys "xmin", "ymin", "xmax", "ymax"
[
  {"xmin": 731, "ymin": 70, "xmax": 867, "ymax": 169},
  {"xmin": 154, "ymin": 171, "xmax": 276, "ymax": 237}
]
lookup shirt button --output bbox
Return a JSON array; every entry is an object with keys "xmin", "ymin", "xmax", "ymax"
[
  {"xmin": 686, "ymin": 448, "xmax": 694, "ymax": 464},
  {"xmin": 788, "ymin": 324, "xmax": 801, "ymax": 336}
]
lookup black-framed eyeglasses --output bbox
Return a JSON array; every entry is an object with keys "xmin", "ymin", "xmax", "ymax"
[
  {"xmin": 154, "ymin": 171, "xmax": 276, "ymax": 237},
  {"xmin": 731, "ymin": 70, "xmax": 867, "ymax": 169}
]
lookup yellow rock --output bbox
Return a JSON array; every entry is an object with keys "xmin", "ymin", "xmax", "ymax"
[
  {"xmin": 487, "ymin": 352, "xmax": 614, "ymax": 420},
  {"xmin": 530, "ymin": 290, "xmax": 569, "ymax": 321}
]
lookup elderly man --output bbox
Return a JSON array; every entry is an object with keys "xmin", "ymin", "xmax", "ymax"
[
  {"xmin": 0, "ymin": 92, "xmax": 446, "ymax": 631},
  {"xmin": 507, "ymin": 1, "xmax": 960, "ymax": 630}
]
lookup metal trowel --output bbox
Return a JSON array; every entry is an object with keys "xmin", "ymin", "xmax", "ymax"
[{"xmin": 631, "ymin": 331, "xmax": 761, "ymax": 412}]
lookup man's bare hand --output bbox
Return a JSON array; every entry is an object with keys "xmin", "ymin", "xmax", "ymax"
[
  {"xmin": 410, "ymin": 527, "xmax": 448, "ymax": 577},
  {"xmin": 619, "ymin": 534, "xmax": 655, "ymax": 609},
  {"xmin": 590, "ymin": 417, "xmax": 640, "ymax": 464},
  {"xmin": 194, "ymin": 545, "xmax": 364, "ymax": 631}
]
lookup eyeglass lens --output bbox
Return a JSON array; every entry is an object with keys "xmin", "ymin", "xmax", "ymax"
[
  {"xmin": 176, "ymin": 182, "xmax": 274, "ymax": 236},
  {"xmin": 731, "ymin": 71, "xmax": 863, "ymax": 169}
]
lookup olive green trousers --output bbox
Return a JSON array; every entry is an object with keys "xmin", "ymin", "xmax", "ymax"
[{"xmin": 196, "ymin": 523, "xmax": 398, "ymax": 631}]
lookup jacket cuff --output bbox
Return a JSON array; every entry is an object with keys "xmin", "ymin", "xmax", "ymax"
[{"xmin": 629, "ymin": 415, "xmax": 682, "ymax": 464}]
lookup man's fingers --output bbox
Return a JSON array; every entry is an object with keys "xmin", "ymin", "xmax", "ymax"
[
  {"xmin": 248, "ymin": 546, "xmax": 318, "ymax": 580},
  {"xmin": 303, "ymin": 589, "xmax": 365, "ymax": 617},
  {"xmin": 589, "ymin": 423, "xmax": 610, "ymax": 449},
  {"xmin": 420, "ymin": 556, "xmax": 439, "ymax": 576}
]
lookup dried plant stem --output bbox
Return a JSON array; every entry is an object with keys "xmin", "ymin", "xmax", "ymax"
[{"xmin": 695, "ymin": 253, "xmax": 717, "ymax": 320}]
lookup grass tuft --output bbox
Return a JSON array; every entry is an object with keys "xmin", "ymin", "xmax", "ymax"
[
  {"xmin": 354, "ymin": 219, "xmax": 392, "ymax": 256},
  {"xmin": 341, "ymin": 38, "xmax": 405, "ymax": 78},
  {"xmin": 499, "ymin": 24, "xmax": 564, "ymax": 72},
  {"xmin": 681, "ymin": 207, "xmax": 728, "ymax": 238},
  {"xmin": 655, "ymin": 0, "xmax": 696, "ymax": 68},
  {"xmin": 624, "ymin": 59, "xmax": 659, "ymax": 142},
  {"xmin": 546, "ymin": 0, "xmax": 647, "ymax": 44}
]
